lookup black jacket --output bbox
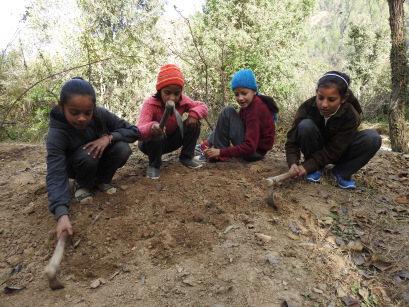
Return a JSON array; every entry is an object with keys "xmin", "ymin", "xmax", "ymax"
[{"xmin": 46, "ymin": 106, "xmax": 139, "ymax": 219}]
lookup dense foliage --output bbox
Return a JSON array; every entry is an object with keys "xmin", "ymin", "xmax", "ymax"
[{"xmin": 0, "ymin": 0, "xmax": 406, "ymax": 142}]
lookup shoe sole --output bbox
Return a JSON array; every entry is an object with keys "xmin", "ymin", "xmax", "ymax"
[
  {"xmin": 331, "ymin": 172, "xmax": 355, "ymax": 189},
  {"xmin": 338, "ymin": 183, "xmax": 355, "ymax": 189},
  {"xmin": 306, "ymin": 178, "xmax": 321, "ymax": 183},
  {"xmin": 147, "ymin": 175, "xmax": 160, "ymax": 180},
  {"xmin": 180, "ymin": 161, "xmax": 203, "ymax": 169},
  {"xmin": 187, "ymin": 164, "xmax": 203, "ymax": 169}
]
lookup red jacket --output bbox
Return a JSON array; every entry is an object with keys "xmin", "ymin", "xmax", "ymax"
[
  {"xmin": 220, "ymin": 96, "xmax": 276, "ymax": 157},
  {"xmin": 137, "ymin": 94, "xmax": 208, "ymax": 141}
]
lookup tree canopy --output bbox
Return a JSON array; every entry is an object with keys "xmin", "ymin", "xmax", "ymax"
[{"xmin": 1, "ymin": 0, "xmax": 407, "ymax": 150}]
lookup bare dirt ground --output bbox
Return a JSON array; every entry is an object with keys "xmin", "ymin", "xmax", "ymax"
[{"xmin": 0, "ymin": 137, "xmax": 408, "ymax": 307}]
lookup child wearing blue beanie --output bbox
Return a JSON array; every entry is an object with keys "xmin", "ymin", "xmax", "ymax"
[{"xmin": 195, "ymin": 69, "xmax": 279, "ymax": 162}]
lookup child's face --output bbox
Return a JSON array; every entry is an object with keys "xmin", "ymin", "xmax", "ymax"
[
  {"xmin": 233, "ymin": 87, "xmax": 257, "ymax": 109},
  {"xmin": 60, "ymin": 95, "xmax": 94, "ymax": 130},
  {"xmin": 316, "ymin": 86, "xmax": 349, "ymax": 117},
  {"xmin": 160, "ymin": 85, "xmax": 182, "ymax": 103}
]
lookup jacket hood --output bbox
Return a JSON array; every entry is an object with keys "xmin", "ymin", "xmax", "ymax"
[{"xmin": 49, "ymin": 105, "xmax": 73, "ymax": 129}]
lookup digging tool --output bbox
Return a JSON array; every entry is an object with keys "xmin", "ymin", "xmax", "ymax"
[
  {"xmin": 45, "ymin": 230, "xmax": 69, "ymax": 290},
  {"xmin": 159, "ymin": 100, "xmax": 184, "ymax": 137},
  {"xmin": 265, "ymin": 170, "xmax": 297, "ymax": 209},
  {"xmin": 159, "ymin": 100, "xmax": 175, "ymax": 129}
]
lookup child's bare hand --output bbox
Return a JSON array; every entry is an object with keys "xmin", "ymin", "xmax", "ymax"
[
  {"xmin": 151, "ymin": 123, "xmax": 165, "ymax": 138},
  {"xmin": 289, "ymin": 164, "xmax": 306, "ymax": 178},
  {"xmin": 55, "ymin": 215, "xmax": 73, "ymax": 240},
  {"xmin": 186, "ymin": 116, "xmax": 199, "ymax": 132},
  {"xmin": 83, "ymin": 136, "xmax": 110, "ymax": 159},
  {"xmin": 205, "ymin": 147, "xmax": 220, "ymax": 159}
]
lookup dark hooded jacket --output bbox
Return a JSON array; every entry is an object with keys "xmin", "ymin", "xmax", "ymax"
[
  {"xmin": 46, "ymin": 106, "xmax": 139, "ymax": 219},
  {"xmin": 285, "ymin": 96, "xmax": 361, "ymax": 173}
]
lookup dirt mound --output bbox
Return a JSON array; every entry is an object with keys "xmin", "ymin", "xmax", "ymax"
[{"xmin": 0, "ymin": 142, "xmax": 408, "ymax": 306}]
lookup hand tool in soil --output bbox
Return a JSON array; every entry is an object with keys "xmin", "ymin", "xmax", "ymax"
[
  {"xmin": 44, "ymin": 230, "xmax": 69, "ymax": 290},
  {"xmin": 265, "ymin": 170, "xmax": 298, "ymax": 209},
  {"xmin": 159, "ymin": 100, "xmax": 184, "ymax": 138}
]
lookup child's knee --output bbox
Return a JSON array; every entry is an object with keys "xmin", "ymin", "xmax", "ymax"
[
  {"xmin": 221, "ymin": 105, "xmax": 236, "ymax": 116},
  {"xmin": 364, "ymin": 129, "xmax": 382, "ymax": 151},
  {"xmin": 297, "ymin": 119, "xmax": 317, "ymax": 135},
  {"xmin": 112, "ymin": 142, "xmax": 132, "ymax": 160},
  {"xmin": 72, "ymin": 148, "xmax": 99, "ymax": 168}
]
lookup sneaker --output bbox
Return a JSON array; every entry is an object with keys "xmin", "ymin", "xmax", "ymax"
[
  {"xmin": 179, "ymin": 157, "xmax": 202, "ymax": 168},
  {"xmin": 332, "ymin": 168, "xmax": 355, "ymax": 189},
  {"xmin": 306, "ymin": 169, "xmax": 322, "ymax": 182},
  {"xmin": 147, "ymin": 165, "xmax": 160, "ymax": 179},
  {"xmin": 195, "ymin": 141, "xmax": 210, "ymax": 154},
  {"xmin": 193, "ymin": 153, "xmax": 208, "ymax": 162}
]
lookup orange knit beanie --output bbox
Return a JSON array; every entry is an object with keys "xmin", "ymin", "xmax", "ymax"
[{"xmin": 156, "ymin": 64, "xmax": 184, "ymax": 90}]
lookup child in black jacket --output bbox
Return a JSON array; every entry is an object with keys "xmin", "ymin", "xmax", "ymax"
[{"xmin": 46, "ymin": 77, "xmax": 140, "ymax": 239}]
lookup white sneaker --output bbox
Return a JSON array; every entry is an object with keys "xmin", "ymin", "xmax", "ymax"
[{"xmin": 193, "ymin": 153, "xmax": 208, "ymax": 162}]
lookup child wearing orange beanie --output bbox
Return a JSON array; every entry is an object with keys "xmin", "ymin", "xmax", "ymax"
[{"xmin": 137, "ymin": 64, "xmax": 208, "ymax": 179}]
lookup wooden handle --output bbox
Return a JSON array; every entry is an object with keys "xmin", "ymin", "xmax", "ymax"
[
  {"xmin": 45, "ymin": 230, "xmax": 69, "ymax": 277},
  {"xmin": 159, "ymin": 100, "xmax": 175, "ymax": 129},
  {"xmin": 265, "ymin": 170, "xmax": 298, "ymax": 187}
]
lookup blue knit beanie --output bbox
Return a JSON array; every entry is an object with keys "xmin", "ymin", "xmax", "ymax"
[{"xmin": 231, "ymin": 69, "xmax": 258, "ymax": 92}]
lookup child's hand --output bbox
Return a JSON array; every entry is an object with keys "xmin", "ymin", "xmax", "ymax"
[
  {"xmin": 151, "ymin": 123, "xmax": 165, "ymax": 138},
  {"xmin": 186, "ymin": 116, "xmax": 199, "ymax": 132},
  {"xmin": 55, "ymin": 215, "xmax": 73, "ymax": 240},
  {"xmin": 205, "ymin": 147, "xmax": 220, "ymax": 159},
  {"xmin": 83, "ymin": 136, "xmax": 110, "ymax": 159},
  {"xmin": 289, "ymin": 164, "xmax": 307, "ymax": 178}
]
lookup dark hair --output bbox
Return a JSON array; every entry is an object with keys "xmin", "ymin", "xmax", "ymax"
[
  {"xmin": 259, "ymin": 94, "xmax": 279, "ymax": 114},
  {"xmin": 59, "ymin": 77, "xmax": 96, "ymax": 106},
  {"xmin": 153, "ymin": 89, "xmax": 183, "ymax": 102},
  {"xmin": 317, "ymin": 71, "xmax": 362, "ymax": 114},
  {"xmin": 59, "ymin": 77, "xmax": 106, "ymax": 135}
]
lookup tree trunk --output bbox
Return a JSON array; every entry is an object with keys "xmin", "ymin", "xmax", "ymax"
[{"xmin": 387, "ymin": 0, "xmax": 408, "ymax": 152}]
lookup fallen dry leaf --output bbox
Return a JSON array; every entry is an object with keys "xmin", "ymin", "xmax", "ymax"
[
  {"xmin": 358, "ymin": 287, "xmax": 369, "ymax": 299},
  {"xmin": 372, "ymin": 260, "xmax": 393, "ymax": 271},
  {"xmin": 344, "ymin": 241, "xmax": 363, "ymax": 252},
  {"xmin": 351, "ymin": 254, "xmax": 365, "ymax": 266},
  {"xmin": 354, "ymin": 213, "xmax": 368, "ymax": 223},
  {"xmin": 255, "ymin": 233, "xmax": 272, "ymax": 243},
  {"xmin": 395, "ymin": 195, "xmax": 409, "ymax": 204},
  {"xmin": 182, "ymin": 276, "xmax": 202, "ymax": 286},
  {"xmin": 384, "ymin": 228, "xmax": 402, "ymax": 234},
  {"xmin": 342, "ymin": 296, "xmax": 359, "ymax": 307}
]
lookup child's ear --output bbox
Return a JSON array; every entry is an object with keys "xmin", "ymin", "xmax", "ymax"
[
  {"xmin": 341, "ymin": 93, "xmax": 349, "ymax": 104},
  {"xmin": 58, "ymin": 101, "xmax": 64, "ymax": 112}
]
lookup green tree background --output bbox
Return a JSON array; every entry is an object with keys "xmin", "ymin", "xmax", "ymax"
[{"xmin": 0, "ymin": 0, "xmax": 407, "ymax": 143}]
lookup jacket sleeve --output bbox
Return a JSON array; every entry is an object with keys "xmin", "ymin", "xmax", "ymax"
[
  {"xmin": 46, "ymin": 129, "xmax": 71, "ymax": 220},
  {"xmin": 137, "ymin": 100, "xmax": 159, "ymax": 141},
  {"xmin": 99, "ymin": 108, "xmax": 140, "ymax": 143},
  {"xmin": 183, "ymin": 95, "xmax": 208, "ymax": 120},
  {"xmin": 285, "ymin": 102, "xmax": 309, "ymax": 168}
]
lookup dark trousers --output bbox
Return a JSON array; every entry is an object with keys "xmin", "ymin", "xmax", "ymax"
[
  {"xmin": 297, "ymin": 119, "xmax": 382, "ymax": 179},
  {"xmin": 138, "ymin": 120, "xmax": 200, "ymax": 168},
  {"xmin": 67, "ymin": 141, "xmax": 132, "ymax": 188},
  {"xmin": 207, "ymin": 105, "xmax": 263, "ymax": 161}
]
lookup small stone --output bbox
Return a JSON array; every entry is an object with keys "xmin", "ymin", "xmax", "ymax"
[
  {"xmin": 336, "ymin": 237, "xmax": 344, "ymax": 246},
  {"xmin": 7, "ymin": 255, "xmax": 20, "ymax": 266},
  {"xmin": 23, "ymin": 247, "xmax": 34, "ymax": 256}
]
